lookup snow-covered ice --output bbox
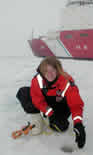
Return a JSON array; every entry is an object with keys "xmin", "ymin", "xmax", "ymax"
[{"xmin": 0, "ymin": 56, "xmax": 93, "ymax": 155}]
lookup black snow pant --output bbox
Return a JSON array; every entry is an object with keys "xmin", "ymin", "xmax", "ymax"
[
  {"xmin": 16, "ymin": 87, "xmax": 40, "ymax": 114},
  {"xmin": 16, "ymin": 87, "xmax": 71, "ymax": 131}
]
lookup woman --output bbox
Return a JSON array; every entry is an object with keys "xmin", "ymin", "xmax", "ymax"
[{"xmin": 16, "ymin": 56, "xmax": 86, "ymax": 148}]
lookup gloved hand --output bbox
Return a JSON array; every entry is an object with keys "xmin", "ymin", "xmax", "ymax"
[
  {"xmin": 74, "ymin": 122, "xmax": 86, "ymax": 148},
  {"xmin": 49, "ymin": 113, "xmax": 69, "ymax": 132}
]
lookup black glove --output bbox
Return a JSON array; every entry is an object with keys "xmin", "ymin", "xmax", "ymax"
[
  {"xmin": 74, "ymin": 123, "xmax": 86, "ymax": 148},
  {"xmin": 49, "ymin": 113, "xmax": 69, "ymax": 132}
]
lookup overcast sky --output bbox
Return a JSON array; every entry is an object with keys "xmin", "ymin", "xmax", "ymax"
[{"xmin": 0, "ymin": 0, "xmax": 67, "ymax": 56}]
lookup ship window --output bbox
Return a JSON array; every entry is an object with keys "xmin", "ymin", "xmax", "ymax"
[
  {"xmin": 80, "ymin": 33, "xmax": 88, "ymax": 37},
  {"xmin": 64, "ymin": 34, "xmax": 72, "ymax": 39}
]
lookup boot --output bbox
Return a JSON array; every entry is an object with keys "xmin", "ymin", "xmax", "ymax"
[{"xmin": 30, "ymin": 113, "xmax": 44, "ymax": 135}]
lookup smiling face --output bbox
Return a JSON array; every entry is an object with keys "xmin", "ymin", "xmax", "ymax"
[
  {"xmin": 38, "ymin": 56, "xmax": 64, "ymax": 82},
  {"xmin": 44, "ymin": 64, "xmax": 57, "ymax": 82}
]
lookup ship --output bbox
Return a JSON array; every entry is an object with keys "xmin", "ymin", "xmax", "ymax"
[{"xmin": 28, "ymin": 0, "xmax": 93, "ymax": 60}]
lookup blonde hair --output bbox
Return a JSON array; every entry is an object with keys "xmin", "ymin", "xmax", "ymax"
[{"xmin": 38, "ymin": 56, "xmax": 69, "ymax": 80}]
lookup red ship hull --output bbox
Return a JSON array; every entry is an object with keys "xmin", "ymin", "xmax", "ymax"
[{"xmin": 28, "ymin": 29, "xmax": 93, "ymax": 60}]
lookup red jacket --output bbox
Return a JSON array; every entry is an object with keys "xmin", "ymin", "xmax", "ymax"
[{"xmin": 30, "ymin": 73, "xmax": 84, "ymax": 125}]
